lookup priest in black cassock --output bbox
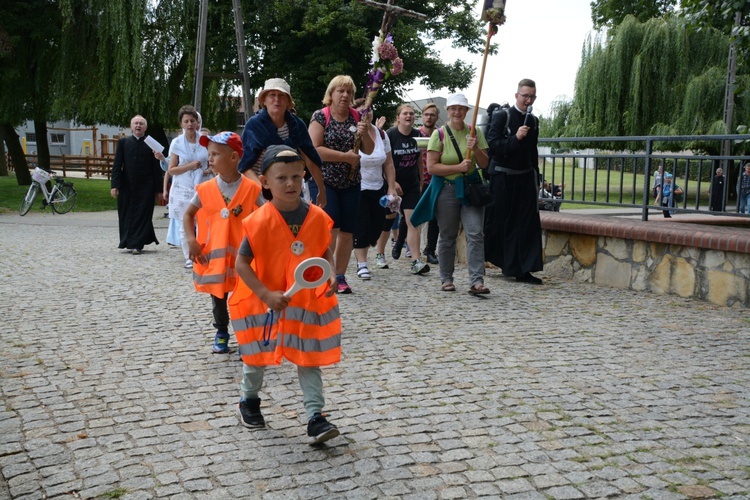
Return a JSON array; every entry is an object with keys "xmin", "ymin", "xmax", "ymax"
[
  {"xmin": 110, "ymin": 115, "xmax": 163, "ymax": 253},
  {"xmin": 484, "ymin": 79, "xmax": 544, "ymax": 284},
  {"xmin": 709, "ymin": 167, "xmax": 726, "ymax": 212}
]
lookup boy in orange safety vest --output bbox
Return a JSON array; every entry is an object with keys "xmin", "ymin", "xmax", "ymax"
[
  {"xmin": 183, "ymin": 132, "xmax": 262, "ymax": 354},
  {"xmin": 229, "ymin": 144, "xmax": 341, "ymax": 445}
]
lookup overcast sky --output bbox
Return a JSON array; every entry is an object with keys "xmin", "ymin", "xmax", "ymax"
[{"xmin": 406, "ymin": 0, "xmax": 597, "ymax": 117}]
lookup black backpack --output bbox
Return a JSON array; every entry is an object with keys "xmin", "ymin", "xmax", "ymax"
[{"xmin": 482, "ymin": 102, "xmax": 512, "ymax": 140}]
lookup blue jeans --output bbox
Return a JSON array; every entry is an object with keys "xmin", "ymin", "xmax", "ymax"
[{"xmin": 740, "ymin": 193, "xmax": 750, "ymax": 214}]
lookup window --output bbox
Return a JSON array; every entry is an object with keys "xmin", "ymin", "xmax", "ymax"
[
  {"xmin": 26, "ymin": 133, "xmax": 37, "ymax": 143},
  {"xmin": 50, "ymin": 133, "xmax": 66, "ymax": 145}
]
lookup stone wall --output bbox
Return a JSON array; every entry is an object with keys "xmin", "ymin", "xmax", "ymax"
[{"xmin": 541, "ymin": 213, "xmax": 750, "ymax": 308}]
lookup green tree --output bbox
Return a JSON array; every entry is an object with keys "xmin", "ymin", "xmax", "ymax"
[
  {"xmin": 547, "ymin": 16, "xmax": 749, "ymax": 149},
  {"xmin": 237, "ymin": 0, "xmax": 485, "ymax": 121},
  {"xmin": 590, "ymin": 0, "xmax": 676, "ymax": 29},
  {"xmin": 9, "ymin": 0, "xmax": 486, "ymax": 171},
  {"xmin": 54, "ymin": 0, "xmax": 188, "ymax": 145},
  {"xmin": 0, "ymin": 0, "xmax": 61, "ymax": 183}
]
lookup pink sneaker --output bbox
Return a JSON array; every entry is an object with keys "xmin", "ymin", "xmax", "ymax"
[{"xmin": 336, "ymin": 275, "xmax": 352, "ymax": 294}]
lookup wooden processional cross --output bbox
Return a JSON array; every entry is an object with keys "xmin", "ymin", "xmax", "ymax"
[{"xmin": 355, "ymin": 0, "xmax": 428, "ymax": 33}]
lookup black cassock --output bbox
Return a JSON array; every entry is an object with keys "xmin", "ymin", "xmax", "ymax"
[
  {"xmin": 111, "ymin": 135, "xmax": 162, "ymax": 249},
  {"xmin": 484, "ymin": 106, "xmax": 543, "ymax": 277},
  {"xmin": 709, "ymin": 175, "xmax": 725, "ymax": 212}
]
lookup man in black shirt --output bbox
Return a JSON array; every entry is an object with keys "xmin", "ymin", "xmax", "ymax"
[{"xmin": 110, "ymin": 115, "xmax": 163, "ymax": 253}]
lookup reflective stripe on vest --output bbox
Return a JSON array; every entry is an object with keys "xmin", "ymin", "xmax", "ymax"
[
  {"xmin": 232, "ymin": 304, "xmax": 340, "ymax": 331},
  {"xmin": 228, "ymin": 203, "xmax": 340, "ymax": 367},
  {"xmin": 238, "ymin": 331, "xmax": 341, "ymax": 357},
  {"xmin": 192, "ymin": 178, "xmax": 260, "ymax": 297}
]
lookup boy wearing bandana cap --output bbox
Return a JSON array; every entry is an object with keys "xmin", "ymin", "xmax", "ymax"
[{"xmin": 230, "ymin": 145, "xmax": 342, "ymax": 445}]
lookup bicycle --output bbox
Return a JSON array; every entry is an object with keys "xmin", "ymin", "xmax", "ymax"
[{"xmin": 19, "ymin": 167, "xmax": 77, "ymax": 216}]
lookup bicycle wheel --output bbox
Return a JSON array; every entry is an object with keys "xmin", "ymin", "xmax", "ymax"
[
  {"xmin": 51, "ymin": 184, "xmax": 76, "ymax": 214},
  {"xmin": 19, "ymin": 184, "xmax": 39, "ymax": 216}
]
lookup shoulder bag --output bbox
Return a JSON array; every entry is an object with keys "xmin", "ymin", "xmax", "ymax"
[{"xmin": 444, "ymin": 126, "xmax": 492, "ymax": 207}]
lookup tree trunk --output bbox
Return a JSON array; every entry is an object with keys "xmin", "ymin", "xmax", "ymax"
[
  {"xmin": 2, "ymin": 124, "xmax": 31, "ymax": 185},
  {"xmin": 0, "ymin": 126, "xmax": 7, "ymax": 176},
  {"xmin": 33, "ymin": 119, "xmax": 51, "ymax": 171}
]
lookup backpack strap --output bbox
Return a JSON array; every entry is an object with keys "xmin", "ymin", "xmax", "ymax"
[
  {"xmin": 493, "ymin": 108, "xmax": 511, "ymax": 139},
  {"xmin": 323, "ymin": 106, "xmax": 361, "ymax": 127}
]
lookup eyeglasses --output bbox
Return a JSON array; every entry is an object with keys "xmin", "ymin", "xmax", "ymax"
[
  {"xmin": 519, "ymin": 94, "xmax": 537, "ymax": 101},
  {"xmin": 422, "ymin": 112, "xmax": 437, "ymax": 117}
]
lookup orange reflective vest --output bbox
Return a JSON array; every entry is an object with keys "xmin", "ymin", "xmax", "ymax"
[
  {"xmin": 228, "ymin": 203, "xmax": 341, "ymax": 367},
  {"xmin": 192, "ymin": 176, "xmax": 261, "ymax": 298}
]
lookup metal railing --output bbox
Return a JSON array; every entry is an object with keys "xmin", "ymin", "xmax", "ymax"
[{"xmin": 538, "ymin": 134, "xmax": 750, "ymax": 221}]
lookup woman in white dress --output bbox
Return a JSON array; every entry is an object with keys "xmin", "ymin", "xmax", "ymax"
[{"xmin": 167, "ymin": 105, "xmax": 212, "ymax": 268}]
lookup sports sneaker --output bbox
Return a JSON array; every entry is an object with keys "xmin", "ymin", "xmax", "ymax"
[
  {"xmin": 212, "ymin": 331, "xmax": 230, "ymax": 354},
  {"xmin": 237, "ymin": 397, "xmax": 265, "ymax": 428},
  {"xmin": 411, "ymin": 259, "xmax": 430, "ymax": 275},
  {"xmin": 307, "ymin": 413, "xmax": 339, "ymax": 445},
  {"xmin": 375, "ymin": 253, "xmax": 389, "ymax": 269},
  {"xmin": 185, "ymin": 259, "xmax": 193, "ymax": 269},
  {"xmin": 424, "ymin": 251, "xmax": 438, "ymax": 264},
  {"xmin": 336, "ymin": 275, "xmax": 352, "ymax": 294},
  {"xmin": 405, "ymin": 243, "xmax": 411, "ymax": 259},
  {"xmin": 391, "ymin": 240, "xmax": 404, "ymax": 260},
  {"xmin": 356, "ymin": 265, "xmax": 371, "ymax": 280},
  {"xmin": 131, "ymin": 248, "xmax": 142, "ymax": 255}
]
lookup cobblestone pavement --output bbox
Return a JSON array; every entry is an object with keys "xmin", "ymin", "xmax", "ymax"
[{"xmin": 1, "ymin": 211, "xmax": 749, "ymax": 500}]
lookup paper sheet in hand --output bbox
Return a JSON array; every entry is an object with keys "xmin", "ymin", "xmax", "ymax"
[{"xmin": 144, "ymin": 135, "xmax": 164, "ymax": 153}]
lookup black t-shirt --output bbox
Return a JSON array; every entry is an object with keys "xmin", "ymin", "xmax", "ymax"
[{"xmin": 386, "ymin": 127, "xmax": 422, "ymax": 192}]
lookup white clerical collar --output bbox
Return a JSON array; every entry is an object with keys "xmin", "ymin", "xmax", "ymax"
[{"xmin": 514, "ymin": 105, "xmax": 528, "ymax": 114}]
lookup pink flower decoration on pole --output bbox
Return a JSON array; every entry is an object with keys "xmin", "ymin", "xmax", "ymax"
[{"xmin": 363, "ymin": 30, "xmax": 404, "ymax": 110}]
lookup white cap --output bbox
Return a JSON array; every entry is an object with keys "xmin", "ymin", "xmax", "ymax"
[{"xmin": 446, "ymin": 93, "xmax": 470, "ymax": 109}]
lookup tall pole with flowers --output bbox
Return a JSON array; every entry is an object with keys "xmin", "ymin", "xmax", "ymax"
[
  {"xmin": 468, "ymin": 0, "xmax": 507, "ymax": 160},
  {"xmin": 354, "ymin": 0, "xmax": 427, "ymax": 151}
]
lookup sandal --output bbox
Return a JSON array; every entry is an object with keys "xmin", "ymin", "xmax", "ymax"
[
  {"xmin": 468, "ymin": 284, "xmax": 490, "ymax": 295},
  {"xmin": 356, "ymin": 266, "xmax": 371, "ymax": 280},
  {"xmin": 441, "ymin": 283, "xmax": 456, "ymax": 292}
]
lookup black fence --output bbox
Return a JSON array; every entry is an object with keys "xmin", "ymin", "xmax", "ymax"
[{"xmin": 537, "ymin": 134, "xmax": 750, "ymax": 221}]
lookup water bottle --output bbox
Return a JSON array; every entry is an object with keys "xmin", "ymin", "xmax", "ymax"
[{"xmin": 302, "ymin": 180, "xmax": 311, "ymax": 202}]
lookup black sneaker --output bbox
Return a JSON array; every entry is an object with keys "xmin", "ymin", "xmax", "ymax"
[
  {"xmin": 516, "ymin": 272, "xmax": 543, "ymax": 285},
  {"xmin": 237, "ymin": 398, "xmax": 265, "ymax": 428},
  {"xmin": 424, "ymin": 251, "xmax": 438, "ymax": 264},
  {"xmin": 391, "ymin": 240, "xmax": 404, "ymax": 260},
  {"xmin": 307, "ymin": 413, "xmax": 339, "ymax": 445}
]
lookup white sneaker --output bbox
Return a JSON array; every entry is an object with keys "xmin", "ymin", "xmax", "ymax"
[
  {"xmin": 410, "ymin": 259, "xmax": 430, "ymax": 275},
  {"xmin": 405, "ymin": 243, "xmax": 411, "ymax": 259},
  {"xmin": 375, "ymin": 253, "xmax": 389, "ymax": 269},
  {"xmin": 185, "ymin": 259, "xmax": 193, "ymax": 269}
]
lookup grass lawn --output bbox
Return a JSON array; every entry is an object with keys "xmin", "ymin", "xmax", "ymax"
[
  {"xmin": 0, "ymin": 161, "xmax": 714, "ymax": 214},
  {"xmin": 0, "ymin": 174, "xmax": 116, "ymax": 214},
  {"xmin": 539, "ymin": 159, "xmax": 711, "ymax": 209}
]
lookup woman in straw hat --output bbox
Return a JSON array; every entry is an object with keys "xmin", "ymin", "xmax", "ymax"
[{"xmin": 237, "ymin": 78, "xmax": 326, "ymax": 208}]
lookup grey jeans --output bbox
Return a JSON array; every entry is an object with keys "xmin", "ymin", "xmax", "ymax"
[
  {"xmin": 434, "ymin": 183, "xmax": 486, "ymax": 287},
  {"xmin": 241, "ymin": 364, "xmax": 324, "ymax": 420}
]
